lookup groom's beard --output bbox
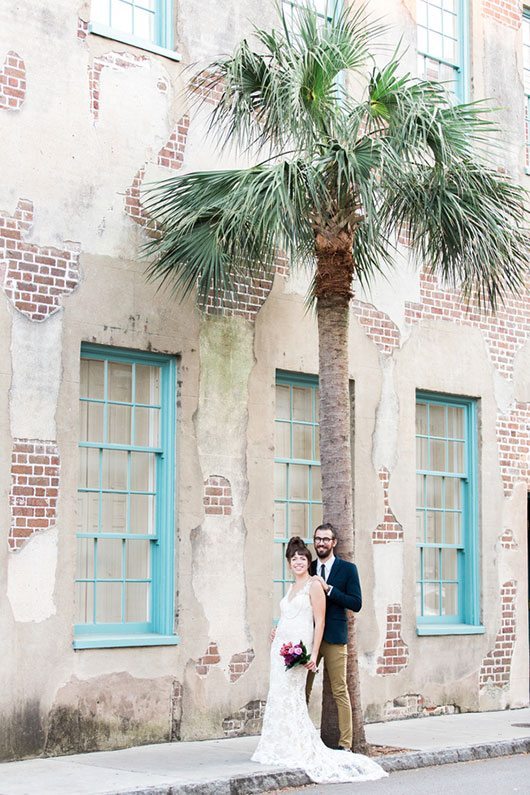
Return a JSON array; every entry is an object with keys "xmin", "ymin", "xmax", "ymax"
[{"xmin": 315, "ymin": 548, "xmax": 332, "ymax": 560}]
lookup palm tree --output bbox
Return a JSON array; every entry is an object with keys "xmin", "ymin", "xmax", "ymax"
[{"xmin": 143, "ymin": 3, "xmax": 528, "ymax": 751}]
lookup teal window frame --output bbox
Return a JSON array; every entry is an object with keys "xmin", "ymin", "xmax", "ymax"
[
  {"xmin": 89, "ymin": 0, "xmax": 181, "ymax": 61},
  {"xmin": 417, "ymin": 0, "xmax": 469, "ymax": 103},
  {"xmin": 523, "ymin": 9, "xmax": 530, "ymax": 173},
  {"xmin": 74, "ymin": 343, "xmax": 178, "ymax": 650},
  {"xmin": 274, "ymin": 371, "xmax": 322, "ymax": 620},
  {"xmin": 415, "ymin": 391, "xmax": 483, "ymax": 636}
]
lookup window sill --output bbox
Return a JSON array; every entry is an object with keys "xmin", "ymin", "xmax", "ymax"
[
  {"xmin": 416, "ymin": 624, "xmax": 485, "ymax": 636},
  {"xmin": 88, "ymin": 22, "xmax": 181, "ymax": 62},
  {"xmin": 73, "ymin": 634, "xmax": 180, "ymax": 649}
]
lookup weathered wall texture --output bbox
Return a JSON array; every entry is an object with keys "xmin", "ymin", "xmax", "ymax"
[{"xmin": 0, "ymin": 0, "xmax": 528, "ymax": 761}]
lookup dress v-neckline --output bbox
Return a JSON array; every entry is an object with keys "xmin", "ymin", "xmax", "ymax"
[{"xmin": 287, "ymin": 579, "xmax": 311, "ymax": 603}]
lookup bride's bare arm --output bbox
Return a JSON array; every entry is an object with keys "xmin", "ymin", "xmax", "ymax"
[{"xmin": 306, "ymin": 580, "xmax": 326, "ymax": 671}]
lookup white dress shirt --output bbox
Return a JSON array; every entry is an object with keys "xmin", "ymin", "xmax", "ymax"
[{"xmin": 318, "ymin": 553, "xmax": 335, "ymax": 595}]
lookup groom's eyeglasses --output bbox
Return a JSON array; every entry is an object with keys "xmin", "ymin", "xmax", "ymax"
[{"xmin": 314, "ymin": 537, "xmax": 333, "ymax": 544}]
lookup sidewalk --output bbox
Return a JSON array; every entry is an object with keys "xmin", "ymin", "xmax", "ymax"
[{"xmin": 1, "ymin": 707, "xmax": 529, "ymax": 795}]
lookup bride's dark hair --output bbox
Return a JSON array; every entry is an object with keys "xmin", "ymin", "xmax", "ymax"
[{"xmin": 285, "ymin": 536, "xmax": 312, "ymax": 565}]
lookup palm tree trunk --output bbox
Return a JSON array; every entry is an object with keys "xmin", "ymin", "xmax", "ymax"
[{"xmin": 316, "ymin": 241, "xmax": 367, "ymax": 753}]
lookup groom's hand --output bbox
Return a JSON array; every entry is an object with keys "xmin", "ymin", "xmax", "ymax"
[{"xmin": 313, "ymin": 575, "xmax": 330, "ymax": 594}]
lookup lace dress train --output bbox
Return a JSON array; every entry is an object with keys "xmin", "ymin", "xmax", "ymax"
[{"xmin": 252, "ymin": 579, "xmax": 387, "ymax": 784}]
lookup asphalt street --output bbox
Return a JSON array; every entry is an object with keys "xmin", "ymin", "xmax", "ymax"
[{"xmin": 281, "ymin": 754, "xmax": 529, "ymax": 794}]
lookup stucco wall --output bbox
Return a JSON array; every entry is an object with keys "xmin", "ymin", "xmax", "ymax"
[{"xmin": 0, "ymin": 0, "xmax": 528, "ymax": 760}]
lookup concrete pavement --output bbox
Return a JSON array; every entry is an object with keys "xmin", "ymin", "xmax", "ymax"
[{"xmin": 0, "ymin": 707, "xmax": 529, "ymax": 794}]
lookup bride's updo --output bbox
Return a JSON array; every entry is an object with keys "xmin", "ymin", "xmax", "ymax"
[{"xmin": 285, "ymin": 536, "xmax": 312, "ymax": 565}]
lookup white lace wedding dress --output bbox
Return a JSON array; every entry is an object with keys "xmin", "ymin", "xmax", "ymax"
[{"xmin": 252, "ymin": 579, "xmax": 387, "ymax": 784}]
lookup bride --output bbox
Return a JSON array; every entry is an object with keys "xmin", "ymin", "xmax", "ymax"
[{"xmin": 252, "ymin": 536, "xmax": 387, "ymax": 784}]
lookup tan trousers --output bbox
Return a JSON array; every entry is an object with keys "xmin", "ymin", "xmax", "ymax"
[{"xmin": 305, "ymin": 639, "xmax": 352, "ymax": 749}]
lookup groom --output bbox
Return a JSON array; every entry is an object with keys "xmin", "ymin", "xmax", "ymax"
[{"xmin": 306, "ymin": 522, "xmax": 362, "ymax": 751}]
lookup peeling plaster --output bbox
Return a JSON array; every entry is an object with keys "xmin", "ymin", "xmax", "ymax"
[{"xmin": 7, "ymin": 527, "xmax": 57, "ymax": 622}]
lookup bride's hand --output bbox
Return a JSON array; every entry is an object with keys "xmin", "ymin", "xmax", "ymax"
[{"xmin": 305, "ymin": 656, "xmax": 318, "ymax": 672}]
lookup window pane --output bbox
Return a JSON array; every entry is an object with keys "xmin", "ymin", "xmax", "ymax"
[
  {"xmin": 102, "ymin": 449, "xmax": 128, "ymax": 490},
  {"xmin": 416, "ymin": 403, "xmax": 427, "ymax": 435},
  {"xmin": 445, "ymin": 477, "xmax": 461, "ymax": 509},
  {"xmin": 135, "ymin": 407, "xmax": 160, "ymax": 447},
  {"xmin": 78, "ymin": 492, "xmax": 99, "ymax": 533},
  {"xmin": 423, "ymin": 582, "xmax": 440, "ymax": 616},
  {"xmin": 97, "ymin": 537, "xmax": 123, "ymax": 579},
  {"xmin": 429, "ymin": 404, "xmax": 445, "ymax": 437},
  {"xmin": 416, "ymin": 474, "xmax": 424, "ymax": 507},
  {"xmin": 444, "ymin": 512, "xmax": 462, "ymax": 544},
  {"xmin": 134, "ymin": 7, "xmax": 154, "ymax": 40},
  {"xmin": 442, "ymin": 548, "xmax": 457, "ymax": 579},
  {"xmin": 96, "ymin": 582, "xmax": 122, "ymax": 622},
  {"xmin": 101, "ymin": 493, "xmax": 126, "ymax": 533},
  {"xmin": 273, "ymin": 541, "xmax": 284, "ymax": 581},
  {"xmin": 423, "ymin": 547, "xmax": 440, "ymax": 580},
  {"xmin": 129, "ymin": 493, "xmax": 155, "ymax": 534},
  {"xmin": 131, "ymin": 452, "xmax": 156, "ymax": 492},
  {"xmin": 274, "ymin": 463, "xmax": 287, "ymax": 499},
  {"xmin": 79, "ymin": 447, "xmax": 100, "ymax": 489},
  {"xmin": 136, "ymin": 364, "xmax": 160, "ymax": 405},
  {"xmin": 108, "ymin": 361, "xmax": 132, "ymax": 403},
  {"xmin": 108, "ymin": 404, "xmax": 132, "ymax": 445},
  {"xmin": 126, "ymin": 539, "xmax": 150, "ymax": 579},
  {"xmin": 79, "ymin": 402, "xmax": 104, "ymax": 443},
  {"xmin": 441, "ymin": 583, "xmax": 458, "ymax": 615},
  {"xmin": 418, "ymin": 1, "xmax": 427, "ymax": 26},
  {"xmin": 292, "ymin": 387, "xmax": 312, "ymax": 421},
  {"xmin": 311, "ymin": 502, "xmax": 323, "ymax": 530},
  {"xmin": 289, "ymin": 503, "xmax": 309, "ymax": 536},
  {"xmin": 76, "ymin": 538, "xmax": 95, "ymax": 579},
  {"xmin": 416, "ymin": 582, "xmax": 422, "ymax": 617},
  {"xmin": 275, "ymin": 422, "xmax": 290, "ymax": 458},
  {"xmin": 314, "ymin": 427, "xmax": 320, "ymax": 460},
  {"xmin": 426, "ymin": 511, "xmax": 443, "ymax": 543},
  {"xmin": 80, "ymin": 358, "xmax": 104, "ymax": 399},
  {"xmin": 125, "ymin": 583, "xmax": 150, "ymax": 622},
  {"xmin": 111, "ymin": 0, "xmax": 134, "ymax": 35},
  {"xmin": 311, "ymin": 467, "xmax": 321, "ymax": 501},
  {"xmin": 416, "ymin": 436, "xmax": 429, "ymax": 469},
  {"xmin": 430, "ymin": 439, "xmax": 446, "ymax": 471},
  {"xmin": 274, "ymin": 504, "xmax": 287, "ymax": 538},
  {"xmin": 293, "ymin": 424, "xmax": 312, "ymax": 460},
  {"xmin": 425, "ymin": 475, "xmax": 442, "ymax": 508},
  {"xmin": 289, "ymin": 464, "xmax": 309, "ymax": 499},
  {"xmin": 429, "ymin": 5, "xmax": 442, "ymax": 32},
  {"xmin": 447, "ymin": 441, "xmax": 464, "ymax": 473},
  {"xmin": 429, "ymin": 31, "xmax": 443, "ymax": 58},
  {"xmin": 76, "ymin": 582, "xmax": 94, "ymax": 623},
  {"xmin": 276, "ymin": 385, "xmax": 291, "ymax": 420}
]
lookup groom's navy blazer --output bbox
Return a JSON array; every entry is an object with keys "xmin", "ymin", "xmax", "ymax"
[{"xmin": 310, "ymin": 557, "xmax": 362, "ymax": 645}]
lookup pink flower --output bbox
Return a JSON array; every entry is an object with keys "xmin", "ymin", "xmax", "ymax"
[{"xmin": 293, "ymin": 646, "xmax": 302, "ymax": 656}]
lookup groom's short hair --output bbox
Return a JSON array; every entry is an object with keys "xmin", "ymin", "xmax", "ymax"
[{"xmin": 314, "ymin": 522, "xmax": 336, "ymax": 539}]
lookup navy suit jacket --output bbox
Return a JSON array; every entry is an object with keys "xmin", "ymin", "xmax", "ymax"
[{"xmin": 310, "ymin": 556, "xmax": 362, "ymax": 645}]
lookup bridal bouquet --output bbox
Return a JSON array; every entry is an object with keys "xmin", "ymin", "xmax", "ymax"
[{"xmin": 279, "ymin": 640, "xmax": 311, "ymax": 669}]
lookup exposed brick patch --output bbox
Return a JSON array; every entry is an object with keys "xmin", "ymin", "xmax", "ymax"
[
  {"xmin": 189, "ymin": 69, "xmax": 224, "ymax": 106},
  {"xmin": 195, "ymin": 642, "xmax": 221, "ymax": 677},
  {"xmin": 352, "ymin": 298, "xmax": 401, "ymax": 355},
  {"xmin": 372, "ymin": 467, "xmax": 403, "ymax": 544},
  {"xmin": 405, "ymin": 270, "xmax": 530, "ymax": 378},
  {"xmin": 9, "ymin": 439, "xmax": 60, "ymax": 551},
  {"xmin": 203, "ymin": 475, "xmax": 233, "ymax": 516},
  {"xmin": 483, "ymin": 0, "xmax": 522, "ymax": 29},
  {"xmin": 204, "ymin": 272, "xmax": 275, "ymax": 321},
  {"xmin": 222, "ymin": 699, "xmax": 266, "ymax": 737},
  {"xmin": 496, "ymin": 403, "xmax": 530, "ymax": 496},
  {"xmin": 157, "ymin": 115, "xmax": 190, "ymax": 170},
  {"xmin": 499, "ymin": 527, "xmax": 518, "ymax": 549},
  {"xmin": 376, "ymin": 604, "xmax": 409, "ymax": 675},
  {"xmin": 275, "ymin": 252, "xmax": 290, "ymax": 279},
  {"xmin": 229, "ymin": 649, "xmax": 255, "ymax": 682},
  {"xmin": 480, "ymin": 580, "xmax": 517, "ymax": 689},
  {"xmin": 0, "ymin": 199, "xmax": 80, "ymax": 321},
  {"xmin": 77, "ymin": 17, "xmax": 88, "ymax": 40},
  {"xmin": 0, "ymin": 51, "xmax": 26, "ymax": 111},
  {"xmin": 397, "ymin": 223, "xmax": 411, "ymax": 247},
  {"xmin": 124, "ymin": 165, "xmax": 160, "ymax": 237},
  {"xmin": 383, "ymin": 693, "xmax": 460, "ymax": 721},
  {"xmin": 157, "ymin": 78, "xmax": 169, "ymax": 94},
  {"xmin": 89, "ymin": 51, "xmax": 149, "ymax": 121}
]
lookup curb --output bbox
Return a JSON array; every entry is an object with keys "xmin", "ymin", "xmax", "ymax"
[
  {"xmin": 98, "ymin": 737, "xmax": 530, "ymax": 795},
  {"xmin": 378, "ymin": 736, "xmax": 530, "ymax": 773}
]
